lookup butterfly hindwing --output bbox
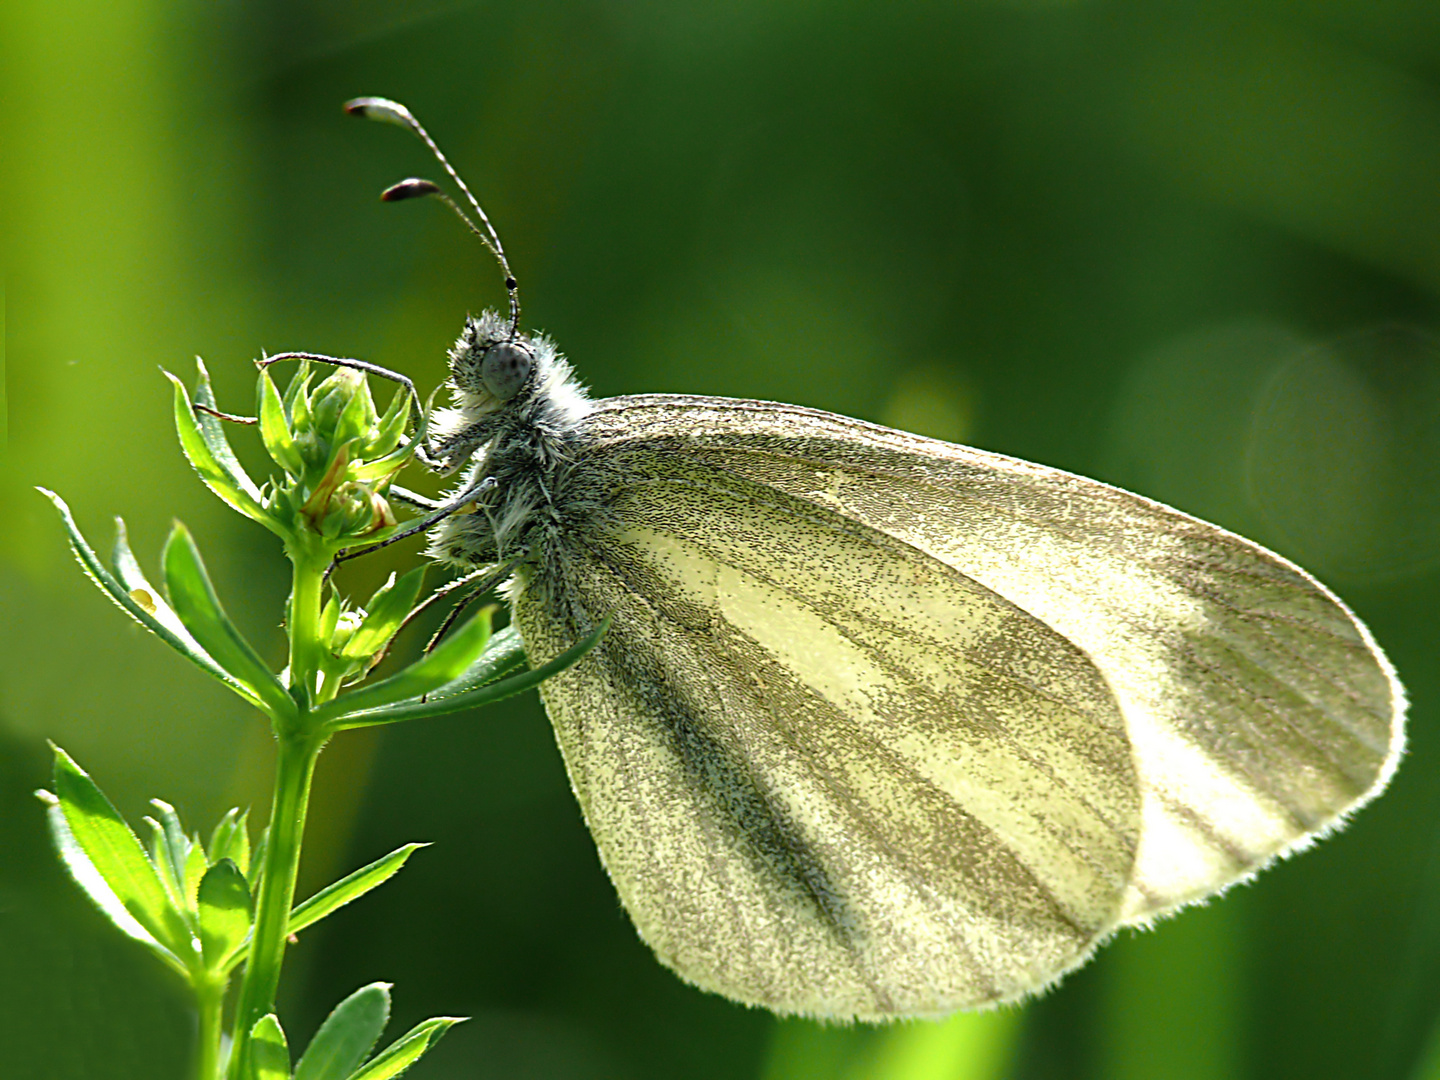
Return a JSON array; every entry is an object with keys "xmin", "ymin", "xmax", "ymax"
[{"xmin": 516, "ymin": 405, "xmax": 1157, "ymax": 1017}]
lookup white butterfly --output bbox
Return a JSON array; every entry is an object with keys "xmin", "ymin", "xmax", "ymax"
[{"xmin": 346, "ymin": 98, "xmax": 1406, "ymax": 1021}]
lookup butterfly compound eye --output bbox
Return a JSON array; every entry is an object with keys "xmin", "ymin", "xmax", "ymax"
[{"xmin": 481, "ymin": 342, "xmax": 534, "ymax": 401}]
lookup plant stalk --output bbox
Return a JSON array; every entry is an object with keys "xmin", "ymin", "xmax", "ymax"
[
  {"xmin": 287, "ymin": 544, "xmax": 329, "ymax": 709},
  {"xmin": 229, "ymin": 552, "xmax": 333, "ymax": 1078},
  {"xmin": 195, "ymin": 975, "xmax": 225, "ymax": 1080},
  {"xmin": 227, "ymin": 726, "xmax": 324, "ymax": 1079}
]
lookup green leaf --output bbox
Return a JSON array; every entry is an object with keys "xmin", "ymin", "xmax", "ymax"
[
  {"xmin": 280, "ymin": 357, "xmax": 314, "ymax": 419},
  {"xmin": 39, "ymin": 491, "xmax": 264, "ymax": 708},
  {"xmin": 250, "ymin": 827, "xmax": 270, "ymax": 891},
  {"xmin": 320, "ymin": 593, "xmax": 342, "ymax": 647},
  {"xmin": 144, "ymin": 817, "xmax": 183, "ymax": 913},
  {"xmin": 162, "ymin": 523, "xmax": 297, "ymax": 724},
  {"xmin": 47, "ymin": 747, "xmax": 194, "ymax": 967},
  {"xmin": 339, "ymin": 567, "xmax": 427, "ymax": 662},
  {"xmin": 260, "ymin": 367, "xmax": 306, "ymax": 478},
  {"xmin": 110, "ymin": 517, "xmax": 215, "ymax": 656},
  {"xmin": 348, "ymin": 447, "xmax": 412, "ymax": 485},
  {"xmin": 346, "ymin": 1017, "xmax": 464, "ymax": 1080},
  {"xmin": 349, "ymin": 389, "xmax": 434, "ymax": 486},
  {"xmin": 333, "ymin": 371, "xmax": 378, "ymax": 447},
  {"xmin": 209, "ymin": 808, "xmax": 252, "ymax": 878},
  {"xmin": 198, "ymin": 858, "xmax": 253, "ymax": 968},
  {"xmin": 311, "ymin": 609, "xmax": 496, "ymax": 726},
  {"xmin": 286, "ymin": 844, "xmax": 428, "ymax": 940},
  {"xmin": 193, "ymin": 357, "xmax": 260, "ymax": 492},
  {"xmin": 396, "ymin": 624, "xmax": 527, "ymax": 698},
  {"xmin": 166, "ymin": 368, "xmax": 274, "ymax": 530},
  {"xmin": 294, "ymin": 983, "xmax": 391, "ymax": 1080},
  {"xmin": 183, "ymin": 835, "xmax": 210, "ymax": 911},
  {"xmin": 149, "ymin": 800, "xmax": 194, "ymax": 906},
  {"xmin": 221, "ymin": 843, "xmax": 427, "ymax": 974},
  {"xmin": 38, "ymin": 792, "xmax": 183, "ymax": 972},
  {"xmin": 362, "ymin": 386, "xmax": 410, "ymax": 459},
  {"xmin": 250, "ymin": 1014, "xmax": 292, "ymax": 1080},
  {"xmin": 330, "ymin": 620, "xmax": 608, "ymax": 729}
]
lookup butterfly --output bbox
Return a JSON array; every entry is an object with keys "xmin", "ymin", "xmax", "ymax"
[{"xmin": 340, "ymin": 98, "xmax": 1405, "ymax": 1021}]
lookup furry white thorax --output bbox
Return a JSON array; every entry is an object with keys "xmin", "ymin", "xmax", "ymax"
[{"xmin": 423, "ymin": 310, "xmax": 596, "ymax": 573}]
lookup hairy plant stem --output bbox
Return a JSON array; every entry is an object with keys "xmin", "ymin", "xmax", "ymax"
[
  {"xmin": 287, "ymin": 540, "xmax": 331, "ymax": 708},
  {"xmin": 227, "ymin": 726, "xmax": 325, "ymax": 1078},
  {"xmin": 195, "ymin": 976, "xmax": 225, "ymax": 1080},
  {"xmin": 227, "ymin": 548, "xmax": 335, "ymax": 1078}
]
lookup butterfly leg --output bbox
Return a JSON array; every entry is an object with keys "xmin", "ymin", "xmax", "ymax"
[
  {"xmin": 388, "ymin": 485, "xmax": 444, "ymax": 512},
  {"xmin": 422, "ymin": 558, "xmax": 520, "ymax": 652},
  {"xmin": 334, "ymin": 476, "xmax": 499, "ymax": 567}
]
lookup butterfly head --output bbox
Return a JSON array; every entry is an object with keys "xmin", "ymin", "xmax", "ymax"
[
  {"xmin": 448, "ymin": 310, "xmax": 537, "ymax": 407},
  {"xmin": 444, "ymin": 308, "xmax": 591, "ymax": 430}
]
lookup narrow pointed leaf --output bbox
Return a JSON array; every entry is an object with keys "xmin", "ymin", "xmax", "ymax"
[
  {"xmin": 320, "ymin": 594, "xmax": 342, "ymax": 645},
  {"xmin": 151, "ymin": 801, "xmax": 192, "ymax": 899},
  {"xmin": 311, "ymin": 610, "xmax": 495, "ymax": 726},
  {"xmin": 346, "ymin": 1017, "xmax": 464, "ymax": 1080},
  {"xmin": 397, "ymin": 624, "xmax": 527, "ymax": 698},
  {"xmin": 184, "ymin": 837, "xmax": 210, "ymax": 911},
  {"xmin": 280, "ymin": 357, "xmax": 314, "ymax": 417},
  {"xmin": 334, "ymin": 372, "xmax": 378, "ymax": 447},
  {"xmin": 259, "ymin": 368, "xmax": 306, "ymax": 477},
  {"xmin": 339, "ymin": 567, "xmax": 427, "ymax": 661},
  {"xmin": 38, "ymin": 792, "xmax": 185, "ymax": 973},
  {"xmin": 221, "ymin": 843, "xmax": 427, "ymax": 974},
  {"xmin": 110, "ymin": 519, "xmax": 263, "ymax": 716},
  {"xmin": 48, "ymin": 747, "xmax": 194, "ymax": 962},
  {"xmin": 348, "ymin": 454, "xmax": 410, "ymax": 486},
  {"xmin": 251, "ymin": 1014, "xmax": 292, "ymax": 1080},
  {"xmin": 162, "ymin": 523, "xmax": 296, "ymax": 723},
  {"xmin": 350, "ymin": 390, "xmax": 433, "ymax": 485},
  {"xmin": 209, "ymin": 808, "xmax": 252, "ymax": 878},
  {"xmin": 250, "ymin": 827, "xmax": 270, "ymax": 890},
  {"xmin": 198, "ymin": 858, "xmax": 253, "ymax": 968},
  {"xmin": 331, "ymin": 620, "xmax": 608, "ymax": 728},
  {"xmin": 166, "ymin": 370, "xmax": 273, "ymax": 528},
  {"xmin": 285, "ymin": 844, "xmax": 428, "ymax": 940},
  {"xmin": 193, "ymin": 356, "xmax": 260, "ymax": 494},
  {"xmin": 294, "ymin": 983, "xmax": 391, "ymax": 1080},
  {"xmin": 362, "ymin": 386, "xmax": 410, "ymax": 459},
  {"xmin": 143, "ymin": 814, "xmax": 188, "ymax": 916},
  {"xmin": 40, "ymin": 492, "xmax": 262, "ymax": 707}
]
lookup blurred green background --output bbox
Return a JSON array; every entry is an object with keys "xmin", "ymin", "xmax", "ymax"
[{"xmin": 5, "ymin": 1, "xmax": 1440, "ymax": 1078}]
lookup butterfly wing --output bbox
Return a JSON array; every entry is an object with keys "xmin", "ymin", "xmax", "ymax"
[{"xmin": 512, "ymin": 394, "xmax": 1404, "ymax": 1019}]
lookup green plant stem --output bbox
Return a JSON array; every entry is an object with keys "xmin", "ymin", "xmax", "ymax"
[
  {"xmin": 228, "ymin": 549, "xmax": 335, "ymax": 1079},
  {"xmin": 228, "ymin": 726, "xmax": 325, "ymax": 1079},
  {"xmin": 287, "ymin": 544, "xmax": 329, "ymax": 708},
  {"xmin": 195, "ymin": 975, "xmax": 225, "ymax": 1080}
]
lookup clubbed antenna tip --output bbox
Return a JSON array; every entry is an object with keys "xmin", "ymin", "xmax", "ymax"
[
  {"xmin": 344, "ymin": 97, "xmax": 414, "ymax": 127},
  {"xmin": 382, "ymin": 179, "xmax": 443, "ymax": 202},
  {"xmin": 345, "ymin": 96, "xmax": 521, "ymax": 335}
]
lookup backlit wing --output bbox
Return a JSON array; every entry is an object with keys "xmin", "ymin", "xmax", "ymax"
[{"xmin": 513, "ymin": 394, "xmax": 1404, "ymax": 1020}]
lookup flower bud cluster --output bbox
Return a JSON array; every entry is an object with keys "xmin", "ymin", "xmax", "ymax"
[{"xmin": 258, "ymin": 363, "xmax": 412, "ymax": 542}]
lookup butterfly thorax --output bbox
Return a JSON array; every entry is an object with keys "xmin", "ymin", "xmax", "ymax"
[{"xmin": 423, "ymin": 311, "xmax": 597, "ymax": 577}]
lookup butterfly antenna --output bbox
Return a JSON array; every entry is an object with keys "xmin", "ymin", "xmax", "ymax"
[{"xmin": 346, "ymin": 97, "xmax": 521, "ymax": 335}]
